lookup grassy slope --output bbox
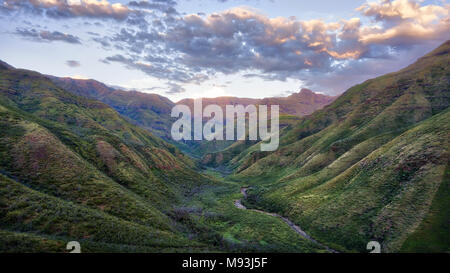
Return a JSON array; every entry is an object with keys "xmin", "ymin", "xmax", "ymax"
[
  {"xmin": 400, "ymin": 165, "xmax": 449, "ymax": 253},
  {"xmin": 202, "ymin": 114, "xmax": 301, "ymax": 168},
  {"xmin": 177, "ymin": 171, "xmax": 326, "ymax": 253},
  {"xmin": 230, "ymin": 41, "xmax": 450, "ymax": 252},
  {"xmin": 0, "ymin": 64, "xmax": 320, "ymax": 253},
  {"xmin": 49, "ymin": 77, "xmax": 176, "ymax": 140},
  {"xmin": 0, "ymin": 65, "xmax": 215, "ymax": 252},
  {"xmin": 0, "ymin": 41, "xmax": 448, "ymax": 253},
  {"xmin": 0, "ymin": 173, "xmax": 197, "ymax": 252}
]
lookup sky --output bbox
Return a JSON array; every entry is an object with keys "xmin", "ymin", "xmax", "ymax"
[{"xmin": 0, "ymin": 0, "xmax": 448, "ymax": 102}]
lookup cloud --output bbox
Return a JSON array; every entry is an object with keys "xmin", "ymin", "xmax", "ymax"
[
  {"xmin": 15, "ymin": 27, "xmax": 82, "ymax": 44},
  {"xmin": 92, "ymin": 36, "xmax": 111, "ymax": 47},
  {"xmin": 66, "ymin": 60, "xmax": 80, "ymax": 67},
  {"xmin": 165, "ymin": 1, "xmax": 448, "ymax": 76},
  {"xmin": 357, "ymin": 0, "xmax": 450, "ymax": 46},
  {"xmin": 95, "ymin": 0, "xmax": 449, "ymax": 93},
  {"xmin": 102, "ymin": 54, "xmax": 209, "ymax": 84},
  {"xmin": 7, "ymin": 0, "xmax": 447, "ymax": 94},
  {"xmin": 128, "ymin": 0, "xmax": 178, "ymax": 15},
  {"xmin": 2, "ymin": 0, "xmax": 134, "ymax": 20},
  {"xmin": 165, "ymin": 82, "xmax": 185, "ymax": 94}
]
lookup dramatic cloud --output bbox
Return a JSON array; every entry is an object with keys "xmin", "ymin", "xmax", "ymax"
[
  {"xmin": 95, "ymin": 0, "xmax": 448, "ymax": 92},
  {"xmin": 165, "ymin": 1, "xmax": 448, "ymax": 76},
  {"xmin": 15, "ymin": 27, "xmax": 82, "ymax": 44},
  {"xmin": 66, "ymin": 60, "xmax": 81, "ymax": 67},
  {"xmin": 3, "ymin": 0, "xmax": 449, "ymax": 94},
  {"xmin": 357, "ymin": 0, "xmax": 450, "ymax": 46}
]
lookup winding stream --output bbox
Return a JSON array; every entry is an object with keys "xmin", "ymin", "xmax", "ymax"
[{"xmin": 234, "ymin": 187, "xmax": 338, "ymax": 253}]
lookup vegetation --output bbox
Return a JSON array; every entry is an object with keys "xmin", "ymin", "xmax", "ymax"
[
  {"xmin": 0, "ymin": 41, "xmax": 448, "ymax": 253},
  {"xmin": 0, "ymin": 61, "xmax": 320, "ymax": 253},
  {"xmin": 229, "ymin": 40, "xmax": 450, "ymax": 252}
]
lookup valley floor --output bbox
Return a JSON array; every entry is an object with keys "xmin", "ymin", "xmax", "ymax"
[
  {"xmin": 234, "ymin": 187, "xmax": 338, "ymax": 253},
  {"xmin": 177, "ymin": 168, "xmax": 331, "ymax": 253}
]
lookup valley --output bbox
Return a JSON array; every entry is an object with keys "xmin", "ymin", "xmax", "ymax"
[
  {"xmin": 0, "ymin": 41, "xmax": 448, "ymax": 253},
  {"xmin": 235, "ymin": 187, "xmax": 338, "ymax": 253}
]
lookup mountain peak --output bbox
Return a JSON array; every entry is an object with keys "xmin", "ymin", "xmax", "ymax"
[
  {"xmin": 299, "ymin": 88, "xmax": 314, "ymax": 95},
  {"xmin": 289, "ymin": 88, "xmax": 325, "ymax": 100}
]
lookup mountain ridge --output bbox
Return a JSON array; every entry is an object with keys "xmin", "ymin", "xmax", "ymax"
[
  {"xmin": 227, "ymin": 40, "xmax": 450, "ymax": 252},
  {"xmin": 176, "ymin": 88, "xmax": 337, "ymax": 117},
  {"xmin": 0, "ymin": 41, "xmax": 448, "ymax": 253},
  {"xmin": 0, "ymin": 63, "xmax": 217, "ymax": 252}
]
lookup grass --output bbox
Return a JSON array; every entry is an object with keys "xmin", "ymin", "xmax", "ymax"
[
  {"xmin": 400, "ymin": 165, "xmax": 450, "ymax": 253},
  {"xmin": 0, "ymin": 41, "xmax": 448, "ymax": 253},
  {"xmin": 220, "ymin": 41, "xmax": 450, "ymax": 253},
  {"xmin": 178, "ymin": 172, "xmax": 326, "ymax": 253}
]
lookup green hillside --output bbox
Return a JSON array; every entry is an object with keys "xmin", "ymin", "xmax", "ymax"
[
  {"xmin": 0, "ymin": 62, "xmax": 322, "ymax": 253},
  {"xmin": 0, "ymin": 64, "xmax": 214, "ymax": 252},
  {"xmin": 228, "ymin": 41, "xmax": 450, "ymax": 252},
  {"xmin": 0, "ymin": 41, "xmax": 448, "ymax": 253},
  {"xmin": 49, "ymin": 77, "xmax": 176, "ymax": 140}
]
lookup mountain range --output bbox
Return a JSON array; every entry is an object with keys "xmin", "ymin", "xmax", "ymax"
[
  {"xmin": 230, "ymin": 40, "xmax": 450, "ymax": 252},
  {"xmin": 0, "ymin": 41, "xmax": 448, "ymax": 253},
  {"xmin": 177, "ymin": 89, "xmax": 336, "ymax": 117},
  {"xmin": 49, "ymin": 77, "xmax": 336, "ymax": 158}
]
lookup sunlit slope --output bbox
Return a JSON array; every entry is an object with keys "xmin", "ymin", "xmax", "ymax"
[
  {"xmin": 0, "ymin": 65, "xmax": 213, "ymax": 252},
  {"xmin": 234, "ymin": 41, "xmax": 450, "ymax": 252}
]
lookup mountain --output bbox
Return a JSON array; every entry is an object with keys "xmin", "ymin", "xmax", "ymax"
[
  {"xmin": 0, "ymin": 41, "xmax": 447, "ymax": 253},
  {"xmin": 0, "ymin": 63, "xmax": 216, "ymax": 252},
  {"xmin": 0, "ymin": 60, "xmax": 14, "ymax": 70},
  {"xmin": 49, "ymin": 77, "xmax": 176, "ymax": 140},
  {"xmin": 174, "ymin": 89, "xmax": 335, "ymax": 158},
  {"xmin": 50, "ymin": 78, "xmax": 336, "ymax": 158},
  {"xmin": 226, "ymin": 40, "xmax": 450, "ymax": 252},
  {"xmin": 0, "ymin": 61, "xmax": 328, "ymax": 253},
  {"xmin": 177, "ymin": 89, "xmax": 336, "ymax": 117}
]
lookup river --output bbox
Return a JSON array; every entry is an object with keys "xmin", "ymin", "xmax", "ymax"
[{"xmin": 234, "ymin": 187, "xmax": 338, "ymax": 253}]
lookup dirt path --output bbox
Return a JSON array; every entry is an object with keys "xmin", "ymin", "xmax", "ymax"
[{"xmin": 235, "ymin": 187, "xmax": 338, "ymax": 253}]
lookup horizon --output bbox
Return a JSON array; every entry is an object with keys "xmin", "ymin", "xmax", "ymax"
[
  {"xmin": 1, "ymin": 57, "xmax": 336, "ymax": 103},
  {"xmin": 0, "ymin": 0, "xmax": 448, "ymax": 101}
]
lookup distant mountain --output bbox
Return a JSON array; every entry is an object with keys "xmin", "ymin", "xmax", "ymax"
[
  {"xmin": 50, "ymin": 77, "xmax": 336, "ymax": 158},
  {"xmin": 224, "ymin": 40, "xmax": 450, "ymax": 252},
  {"xmin": 177, "ymin": 88, "xmax": 336, "ymax": 117}
]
